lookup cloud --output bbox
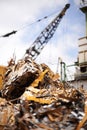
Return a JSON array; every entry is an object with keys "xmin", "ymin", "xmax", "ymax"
[
  {"xmin": 74, "ymin": 0, "xmax": 80, "ymax": 5},
  {"xmin": 0, "ymin": 0, "xmax": 69, "ymax": 30},
  {"xmin": 0, "ymin": 0, "xmax": 69, "ymax": 64},
  {"xmin": 0, "ymin": 0, "xmax": 82, "ymax": 80}
]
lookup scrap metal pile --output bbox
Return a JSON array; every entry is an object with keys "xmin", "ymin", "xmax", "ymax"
[{"xmin": 0, "ymin": 57, "xmax": 87, "ymax": 130}]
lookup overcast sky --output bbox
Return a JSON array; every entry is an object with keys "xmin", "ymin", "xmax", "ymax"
[{"xmin": 0, "ymin": 0, "xmax": 85, "ymax": 77}]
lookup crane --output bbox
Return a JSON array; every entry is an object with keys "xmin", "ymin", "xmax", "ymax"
[
  {"xmin": 0, "ymin": 4, "xmax": 70, "ymax": 99},
  {"xmin": 24, "ymin": 3, "xmax": 70, "ymax": 60}
]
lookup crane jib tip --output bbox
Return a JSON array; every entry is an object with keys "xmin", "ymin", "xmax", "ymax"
[{"xmin": 65, "ymin": 4, "xmax": 70, "ymax": 9}]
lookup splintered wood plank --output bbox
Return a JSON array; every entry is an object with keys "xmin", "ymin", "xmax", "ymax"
[{"xmin": 76, "ymin": 101, "xmax": 87, "ymax": 130}]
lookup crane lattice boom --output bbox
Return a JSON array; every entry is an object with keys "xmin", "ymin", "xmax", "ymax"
[{"xmin": 25, "ymin": 4, "xmax": 70, "ymax": 60}]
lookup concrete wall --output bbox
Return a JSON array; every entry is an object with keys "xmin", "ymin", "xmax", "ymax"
[
  {"xmin": 69, "ymin": 80, "xmax": 87, "ymax": 89},
  {"xmin": 78, "ymin": 37, "xmax": 87, "ymax": 64}
]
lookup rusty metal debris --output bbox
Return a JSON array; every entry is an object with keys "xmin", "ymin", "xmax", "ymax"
[{"xmin": 0, "ymin": 57, "xmax": 87, "ymax": 130}]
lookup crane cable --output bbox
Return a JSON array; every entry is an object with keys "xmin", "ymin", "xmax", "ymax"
[{"xmin": 0, "ymin": 9, "xmax": 60, "ymax": 38}]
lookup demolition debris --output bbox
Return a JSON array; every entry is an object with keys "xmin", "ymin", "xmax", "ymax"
[
  {"xmin": 0, "ymin": 57, "xmax": 87, "ymax": 130},
  {"xmin": 0, "ymin": 3, "xmax": 87, "ymax": 130}
]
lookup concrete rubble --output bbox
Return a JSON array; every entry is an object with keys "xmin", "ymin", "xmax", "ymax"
[{"xmin": 0, "ymin": 57, "xmax": 87, "ymax": 130}]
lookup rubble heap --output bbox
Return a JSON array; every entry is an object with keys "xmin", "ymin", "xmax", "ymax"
[{"xmin": 0, "ymin": 57, "xmax": 87, "ymax": 130}]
